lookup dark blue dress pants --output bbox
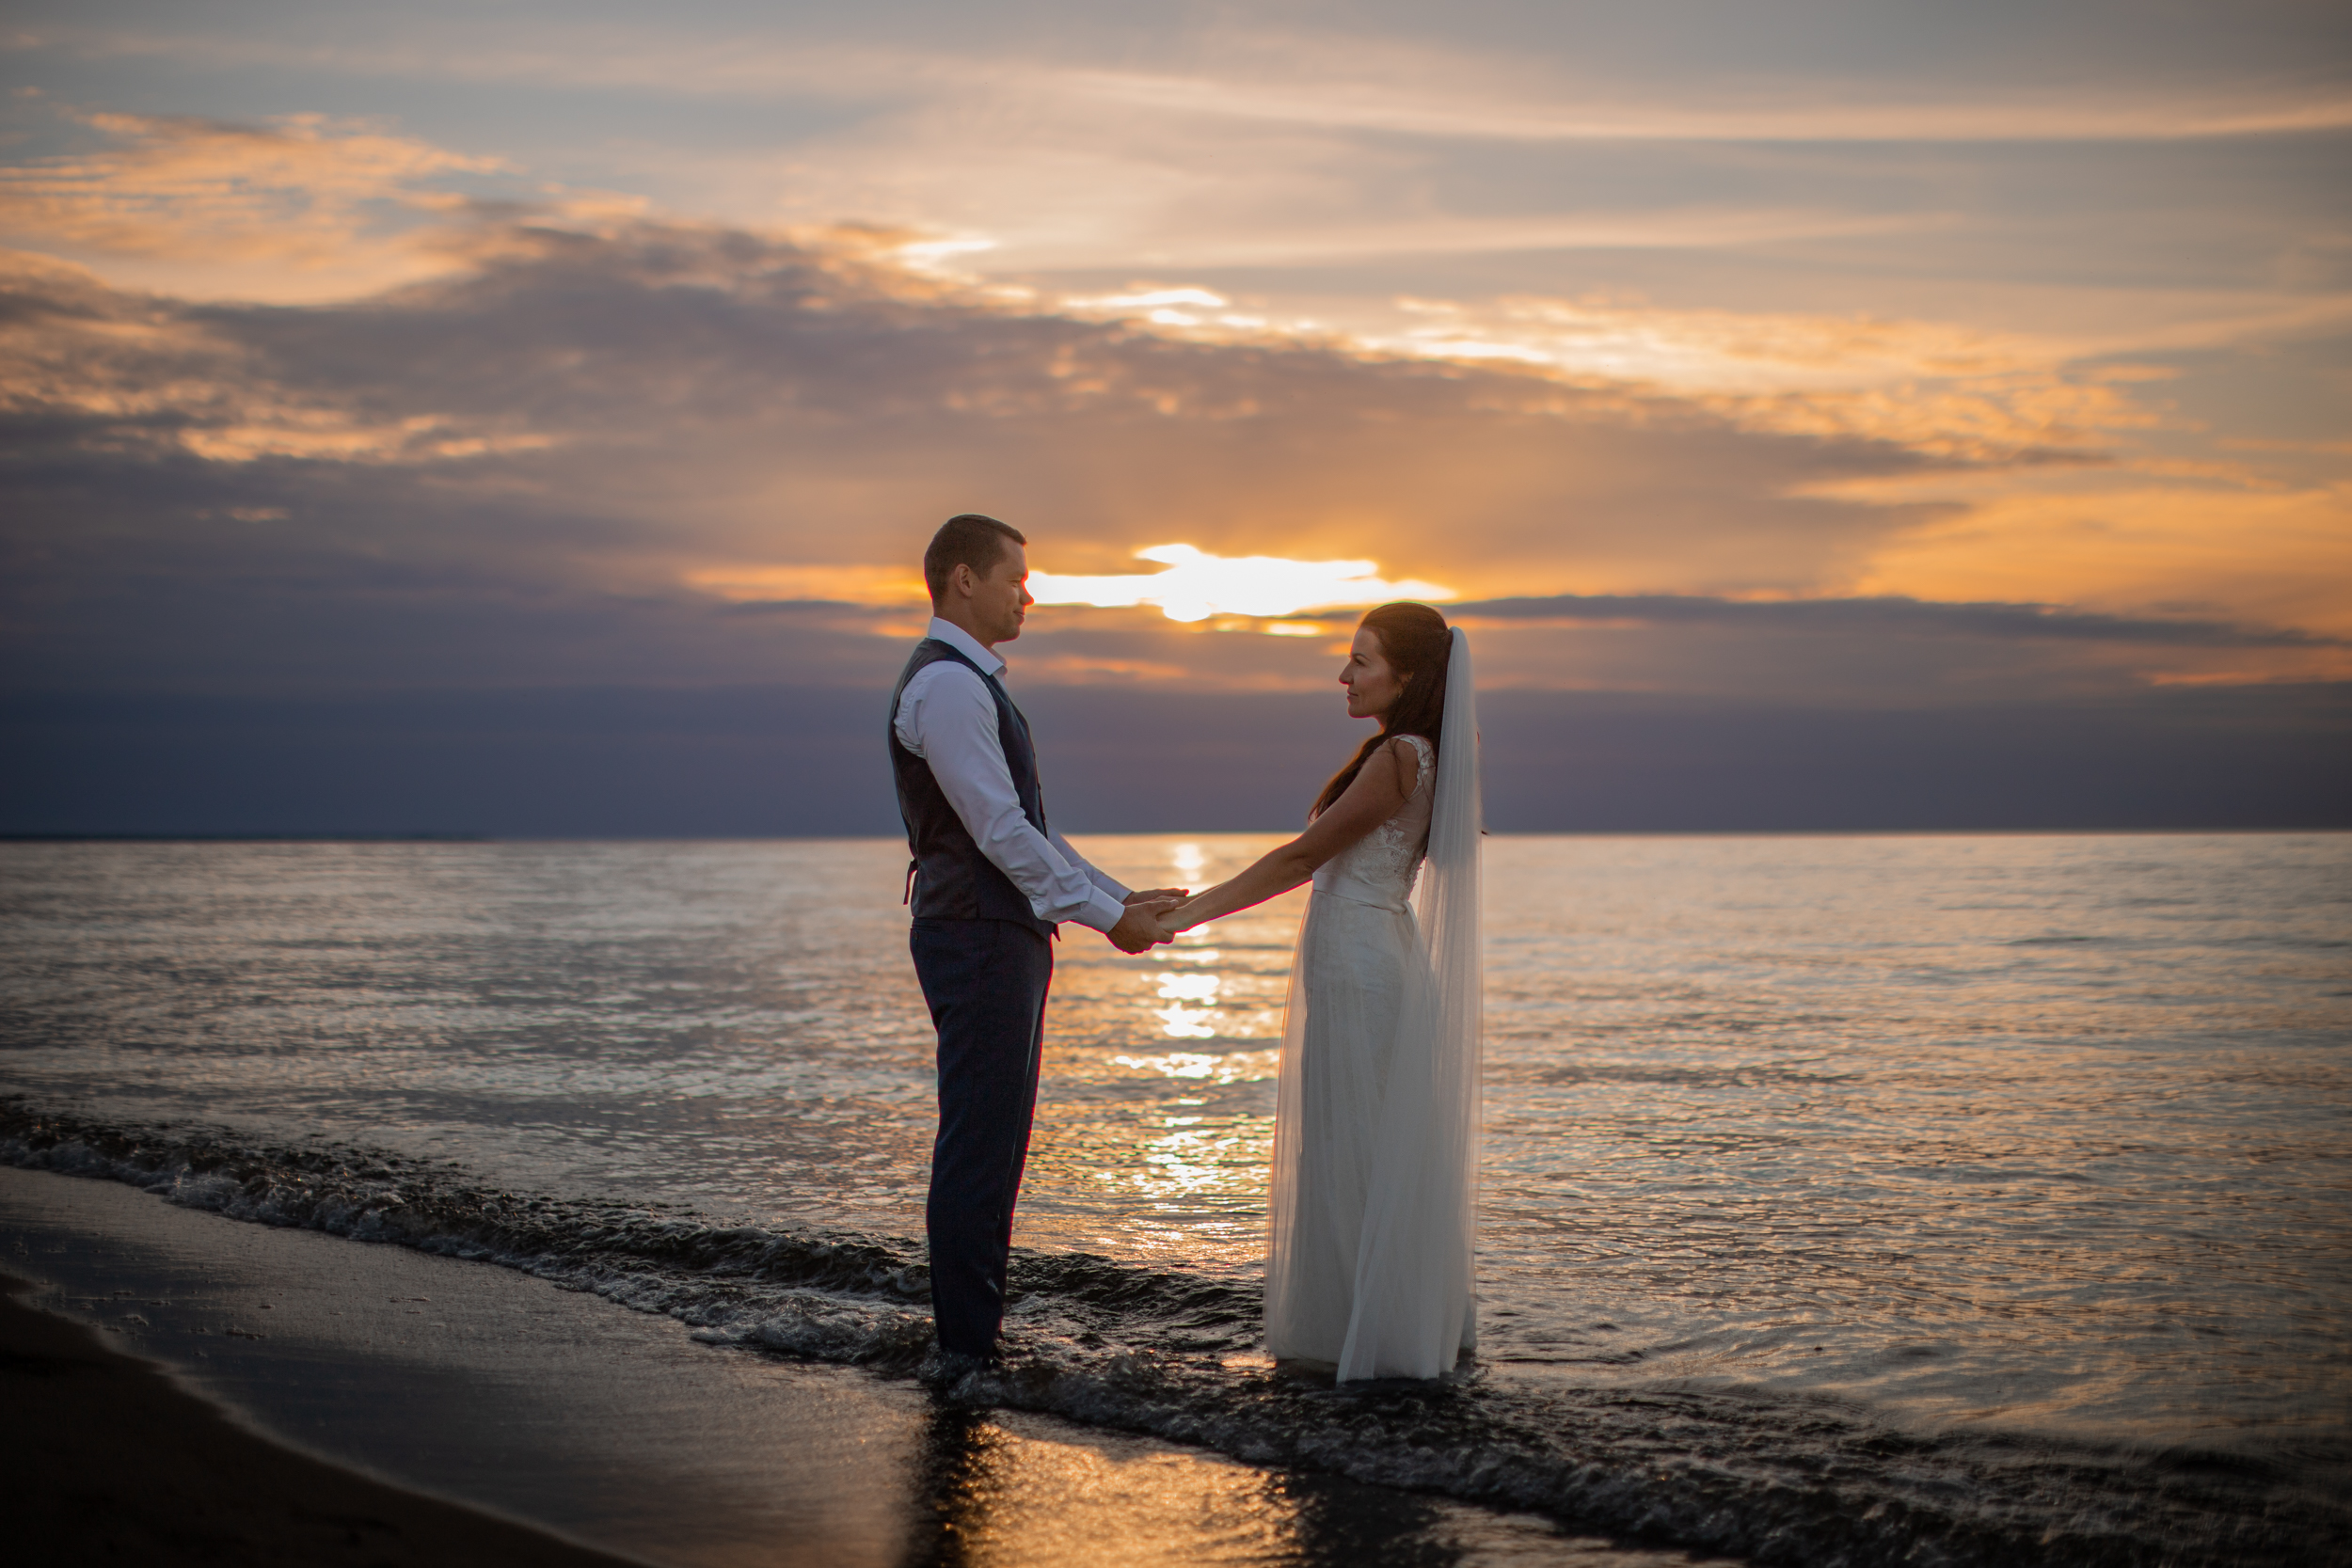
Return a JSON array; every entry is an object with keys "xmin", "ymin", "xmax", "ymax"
[{"xmin": 909, "ymin": 917, "xmax": 1053, "ymax": 1357}]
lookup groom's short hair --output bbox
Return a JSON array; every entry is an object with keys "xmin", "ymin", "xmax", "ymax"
[{"xmin": 924, "ymin": 514, "xmax": 1027, "ymax": 602}]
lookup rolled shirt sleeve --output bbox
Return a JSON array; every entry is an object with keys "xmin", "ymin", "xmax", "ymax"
[{"xmin": 895, "ymin": 633, "xmax": 1131, "ymax": 932}]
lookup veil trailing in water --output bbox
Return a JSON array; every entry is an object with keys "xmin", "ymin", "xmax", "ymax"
[{"xmin": 1333, "ymin": 626, "xmax": 1484, "ymax": 1380}]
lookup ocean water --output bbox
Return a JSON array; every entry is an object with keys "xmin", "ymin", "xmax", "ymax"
[{"xmin": 3, "ymin": 833, "xmax": 2347, "ymax": 1565}]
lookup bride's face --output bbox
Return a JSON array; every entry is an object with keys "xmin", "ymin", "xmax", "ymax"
[{"xmin": 1340, "ymin": 626, "xmax": 1408, "ymax": 719}]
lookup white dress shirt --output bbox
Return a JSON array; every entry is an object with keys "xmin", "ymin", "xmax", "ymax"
[{"xmin": 894, "ymin": 617, "xmax": 1131, "ymax": 933}]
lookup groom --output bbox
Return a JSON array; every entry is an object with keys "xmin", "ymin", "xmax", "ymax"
[{"xmin": 888, "ymin": 513, "xmax": 1180, "ymax": 1370}]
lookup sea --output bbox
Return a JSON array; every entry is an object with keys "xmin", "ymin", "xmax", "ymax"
[{"xmin": 3, "ymin": 832, "xmax": 2347, "ymax": 1565}]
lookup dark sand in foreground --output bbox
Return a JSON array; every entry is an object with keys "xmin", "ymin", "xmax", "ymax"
[
  {"xmin": 1, "ymin": 1273, "xmax": 644, "ymax": 1566},
  {"xmin": 0, "ymin": 1166, "xmax": 1694, "ymax": 1566}
]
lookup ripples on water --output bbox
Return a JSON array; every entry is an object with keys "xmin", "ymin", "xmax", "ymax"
[{"xmin": 3, "ymin": 834, "xmax": 2347, "ymax": 1562}]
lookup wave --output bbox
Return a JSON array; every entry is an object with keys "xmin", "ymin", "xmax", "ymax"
[{"xmin": 5, "ymin": 1099, "xmax": 2344, "ymax": 1568}]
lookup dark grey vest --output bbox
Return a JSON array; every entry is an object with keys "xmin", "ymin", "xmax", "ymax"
[{"xmin": 888, "ymin": 639, "xmax": 1055, "ymax": 933}]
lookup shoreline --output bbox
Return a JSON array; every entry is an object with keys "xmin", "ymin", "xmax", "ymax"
[
  {"xmin": 0, "ymin": 1271, "xmax": 646, "ymax": 1567},
  {"xmin": 1, "ymin": 1164, "xmax": 1654, "ymax": 1567},
  {"xmin": 10, "ymin": 1125, "xmax": 2347, "ymax": 1567}
]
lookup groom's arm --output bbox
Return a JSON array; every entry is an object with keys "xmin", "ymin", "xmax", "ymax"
[
  {"xmin": 1048, "ymin": 831, "xmax": 1132, "ymax": 903},
  {"xmin": 898, "ymin": 664, "xmax": 1129, "ymax": 933}
]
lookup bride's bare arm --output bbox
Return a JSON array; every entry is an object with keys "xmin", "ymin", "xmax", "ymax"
[{"xmin": 1160, "ymin": 737, "xmax": 1422, "ymax": 933}]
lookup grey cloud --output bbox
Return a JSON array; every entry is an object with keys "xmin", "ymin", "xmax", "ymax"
[
  {"xmin": 2, "ymin": 220, "xmax": 1976, "ymax": 703},
  {"xmin": 1454, "ymin": 594, "xmax": 2340, "ymax": 649},
  {"xmin": 0, "ymin": 244, "xmax": 2315, "ymax": 768}
]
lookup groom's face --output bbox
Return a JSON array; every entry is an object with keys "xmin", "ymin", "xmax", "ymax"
[{"xmin": 968, "ymin": 541, "xmax": 1033, "ymax": 645}]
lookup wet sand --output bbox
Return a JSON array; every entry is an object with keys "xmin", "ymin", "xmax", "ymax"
[
  {"xmin": 0, "ymin": 1272, "xmax": 645, "ymax": 1566},
  {"xmin": 0, "ymin": 1167, "xmax": 1697, "ymax": 1567}
]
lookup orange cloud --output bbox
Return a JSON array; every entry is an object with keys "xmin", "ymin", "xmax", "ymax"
[
  {"xmin": 1850, "ymin": 480, "xmax": 2352, "ymax": 648},
  {"xmin": 683, "ymin": 563, "xmax": 928, "ymax": 605},
  {"xmin": 1029, "ymin": 545, "xmax": 1454, "ymax": 623},
  {"xmin": 7, "ymin": 217, "xmax": 2339, "ymax": 705},
  {"xmin": 0, "ymin": 247, "xmax": 559, "ymax": 464},
  {"xmin": 1062, "ymin": 58, "xmax": 2352, "ymax": 146},
  {"xmin": 36, "ymin": 22, "xmax": 2352, "ymax": 144},
  {"xmin": 0, "ymin": 108, "xmax": 514, "ymax": 299}
]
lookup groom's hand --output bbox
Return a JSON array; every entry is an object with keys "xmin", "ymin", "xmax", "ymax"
[
  {"xmin": 1108, "ymin": 898, "xmax": 1179, "ymax": 954},
  {"xmin": 1125, "ymin": 887, "xmax": 1188, "ymax": 905}
]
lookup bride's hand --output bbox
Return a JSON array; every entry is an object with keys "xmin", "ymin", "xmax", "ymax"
[{"xmin": 1152, "ymin": 897, "xmax": 1204, "ymax": 942}]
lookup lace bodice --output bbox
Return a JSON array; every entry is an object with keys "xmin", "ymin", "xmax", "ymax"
[{"xmin": 1311, "ymin": 734, "xmax": 1435, "ymax": 912}]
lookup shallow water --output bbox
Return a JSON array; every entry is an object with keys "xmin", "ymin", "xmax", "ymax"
[
  {"xmin": 4, "ymin": 833, "xmax": 2348, "ymax": 1564},
  {"xmin": 4, "ymin": 1167, "xmax": 1649, "ymax": 1568}
]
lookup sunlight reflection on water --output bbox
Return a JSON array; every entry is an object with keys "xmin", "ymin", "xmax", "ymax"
[{"xmin": 3, "ymin": 832, "xmax": 2347, "ymax": 1451}]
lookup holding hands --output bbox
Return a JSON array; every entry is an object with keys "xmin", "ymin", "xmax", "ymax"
[
  {"xmin": 1144, "ymin": 897, "xmax": 1195, "ymax": 945},
  {"xmin": 1106, "ymin": 887, "xmax": 1189, "ymax": 954},
  {"xmin": 1099, "ymin": 733, "xmax": 1422, "ymax": 957}
]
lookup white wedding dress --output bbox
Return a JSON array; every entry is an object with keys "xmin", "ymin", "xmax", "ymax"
[{"xmin": 1265, "ymin": 630, "xmax": 1483, "ymax": 1382}]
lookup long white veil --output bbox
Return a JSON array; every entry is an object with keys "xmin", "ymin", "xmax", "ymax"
[{"xmin": 1334, "ymin": 626, "xmax": 1484, "ymax": 1380}]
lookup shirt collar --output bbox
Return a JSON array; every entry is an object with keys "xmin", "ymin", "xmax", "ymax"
[{"xmin": 926, "ymin": 616, "xmax": 1006, "ymax": 678}]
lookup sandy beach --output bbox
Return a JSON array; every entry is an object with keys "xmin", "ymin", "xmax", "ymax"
[
  {"xmin": 2, "ymin": 1165, "xmax": 1679, "ymax": 1566},
  {"xmin": 1, "ymin": 1268, "xmax": 646, "ymax": 1566}
]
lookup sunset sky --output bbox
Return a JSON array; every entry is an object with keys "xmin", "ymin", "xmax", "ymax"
[{"xmin": 3, "ymin": 1, "xmax": 2346, "ymax": 833}]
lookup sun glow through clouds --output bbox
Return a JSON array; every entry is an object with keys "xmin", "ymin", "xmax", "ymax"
[{"xmin": 1028, "ymin": 544, "xmax": 1454, "ymax": 623}]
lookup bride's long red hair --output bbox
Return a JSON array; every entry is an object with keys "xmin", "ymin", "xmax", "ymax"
[{"xmin": 1311, "ymin": 603, "xmax": 1452, "ymax": 818}]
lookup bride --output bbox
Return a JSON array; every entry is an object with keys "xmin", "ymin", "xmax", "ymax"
[{"xmin": 1150, "ymin": 602, "xmax": 1482, "ymax": 1382}]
